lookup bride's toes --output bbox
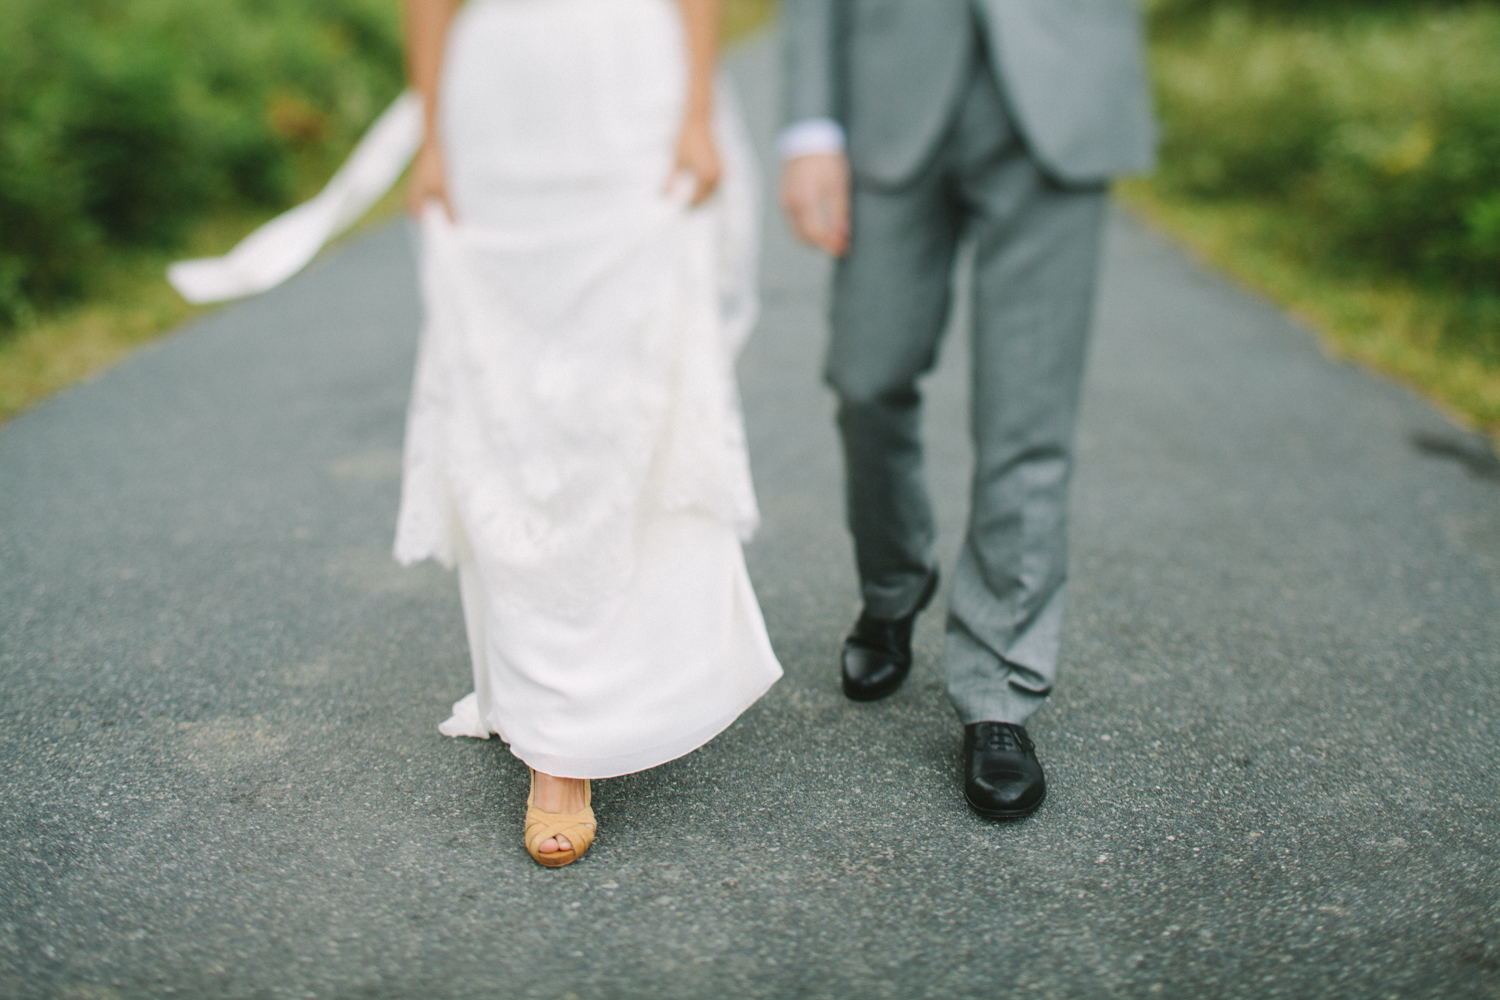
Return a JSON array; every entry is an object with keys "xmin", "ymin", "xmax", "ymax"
[{"xmin": 538, "ymin": 835, "xmax": 572, "ymax": 855}]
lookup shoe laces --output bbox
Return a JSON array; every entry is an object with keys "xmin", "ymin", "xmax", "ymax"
[{"xmin": 979, "ymin": 723, "xmax": 1033, "ymax": 754}]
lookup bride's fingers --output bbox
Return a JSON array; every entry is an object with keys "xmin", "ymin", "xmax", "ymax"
[
  {"xmin": 669, "ymin": 123, "xmax": 722, "ymax": 205},
  {"xmin": 692, "ymin": 168, "xmax": 720, "ymax": 205},
  {"xmin": 408, "ymin": 183, "xmax": 454, "ymax": 221},
  {"xmin": 666, "ymin": 160, "xmax": 720, "ymax": 205},
  {"xmin": 409, "ymin": 142, "xmax": 454, "ymax": 220}
]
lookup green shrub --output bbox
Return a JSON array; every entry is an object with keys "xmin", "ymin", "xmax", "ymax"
[
  {"xmin": 1149, "ymin": 0, "xmax": 1475, "ymax": 20},
  {"xmin": 0, "ymin": 0, "xmax": 404, "ymax": 331},
  {"xmin": 1149, "ymin": 2, "xmax": 1500, "ymax": 358}
]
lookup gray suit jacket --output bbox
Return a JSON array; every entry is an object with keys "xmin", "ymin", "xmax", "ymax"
[{"xmin": 782, "ymin": 0, "xmax": 1158, "ymax": 187}]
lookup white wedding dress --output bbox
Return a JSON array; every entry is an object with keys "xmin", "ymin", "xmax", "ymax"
[{"xmin": 391, "ymin": 0, "xmax": 782, "ymax": 778}]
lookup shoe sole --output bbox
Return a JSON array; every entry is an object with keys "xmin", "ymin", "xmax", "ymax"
[
  {"xmin": 841, "ymin": 673, "xmax": 908, "ymax": 702},
  {"xmin": 964, "ymin": 787, "xmax": 1046, "ymax": 820},
  {"xmin": 532, "ymin": 850, "xmax": 580, "ymax": 868}
]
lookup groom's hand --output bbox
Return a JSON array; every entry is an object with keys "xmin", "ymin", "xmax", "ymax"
[{"xmin": 781, "ymin": 153, "xmax": 850, "ymax": 257}]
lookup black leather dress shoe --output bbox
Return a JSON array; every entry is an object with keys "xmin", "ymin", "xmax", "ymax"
[
  {"xmin": 963, "ymin": 722, "xmax": 1046, "ymax": 819},
  {"xmin": 840, "ymin": 571, "xmax": 939, "ymax": 702}
]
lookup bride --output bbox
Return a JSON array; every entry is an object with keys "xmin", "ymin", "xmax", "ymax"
[{"xmin": 396, "ymin": 0, "xmax": 782, "ymax": 867}]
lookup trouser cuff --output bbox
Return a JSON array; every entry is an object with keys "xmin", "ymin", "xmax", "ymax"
[{"xmin": 861, "ymin": 566, "xmax": 938, "ymax": 620}]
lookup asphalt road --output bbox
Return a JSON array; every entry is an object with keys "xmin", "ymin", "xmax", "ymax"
[{"xmin": 2, "ymin": 37, "xmax": 1498, "ymax": 1000}]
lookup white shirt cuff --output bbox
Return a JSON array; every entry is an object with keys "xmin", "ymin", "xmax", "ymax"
[{"xmin": 778, "ymin": 118, "xmax": 847, "ymax": 160}]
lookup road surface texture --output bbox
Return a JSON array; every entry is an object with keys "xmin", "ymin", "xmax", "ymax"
[{"xmin": 2, "ymin": 36, "xmax": 1498, "ymax": 1000}]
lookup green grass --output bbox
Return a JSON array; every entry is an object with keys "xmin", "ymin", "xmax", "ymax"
[
  {"xmin": 1117, "ymin": 181, "xmax": 1500, "ymax": 437},
  {"xmin": 1135, "ymin": 1, "xmax": 1500, "ymax": 440},
  {"xmin": 0, "ymin": 190, "xmax": 408, "ymax": 422}
]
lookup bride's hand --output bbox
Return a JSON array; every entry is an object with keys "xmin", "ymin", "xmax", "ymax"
[
  {"xmin": 671, "ymin": 114, "xmax": 722, "ymax": 206},
  {"xmin": 408, "ymin": 138, "xmax": 453, "ymax": 219}
]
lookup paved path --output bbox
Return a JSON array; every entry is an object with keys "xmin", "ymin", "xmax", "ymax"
[{"xmin": 3, "ymin": 38, "xmax": 1498, "ymax": 1000}]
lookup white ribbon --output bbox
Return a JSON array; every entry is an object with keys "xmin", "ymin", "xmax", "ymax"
[{"xmin": 167, "ymin": 91, "xmax": 423, "ymax": 305}]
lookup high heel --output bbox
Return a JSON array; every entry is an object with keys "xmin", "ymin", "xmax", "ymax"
[{"xmin": 524, "ymin": 770, "xmax": 596, "ymax": 868}]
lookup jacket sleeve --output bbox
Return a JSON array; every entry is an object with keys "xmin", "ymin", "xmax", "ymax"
[{"xmin": 780, "ymin": 0, "xmax": 843, "ymax": 128}]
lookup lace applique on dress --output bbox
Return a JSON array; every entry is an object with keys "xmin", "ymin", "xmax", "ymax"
[{"xmin": 394, "ymin": 83, "xmax": 761, "ymax": 622}]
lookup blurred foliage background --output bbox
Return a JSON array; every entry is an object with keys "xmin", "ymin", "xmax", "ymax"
[
  {"xmin": 0, "ymin": 0, "xmax": 774, "ymax": 335},
  {"xmin": 1134, "ymin": 0, "xmax": 1500, "ymax": 434},
  {"xmin": 0, "ymin": 0, "xmax": 406, "ymax": 331},
  {"xmin": 0, "ymin": 0, "xmax": 1494, "ymax": 436},
  {"xmin": 0, "ymin": 0, "xmax": 772, "ymax": 421}
]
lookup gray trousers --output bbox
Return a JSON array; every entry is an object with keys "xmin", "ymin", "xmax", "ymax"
[{"xmin": 827, "ymin": 48, "xmax": 1107, "ymax": 726}]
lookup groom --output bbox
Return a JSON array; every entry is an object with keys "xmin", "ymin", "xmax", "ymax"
[{"xmin": 780, "ymin": 0, "xmax": 1156, "ymax": 818}]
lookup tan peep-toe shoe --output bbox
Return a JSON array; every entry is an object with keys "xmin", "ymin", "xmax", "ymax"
[{"xmin": 524, "ymin": 770, "xmax": 596, "ymax": 868}]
